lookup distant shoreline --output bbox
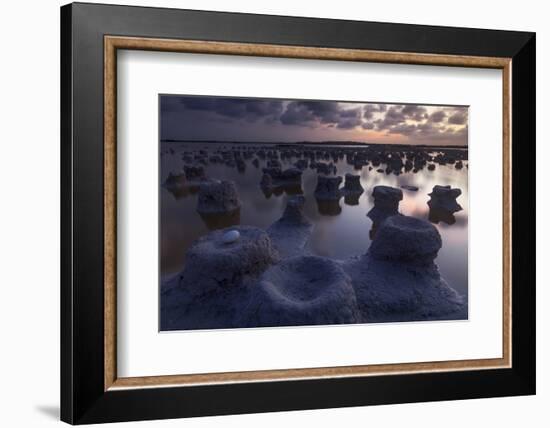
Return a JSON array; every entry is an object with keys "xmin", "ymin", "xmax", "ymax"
[{"xmin": 161, "ymin": 140, "xmax": 468, "ymax": 149}]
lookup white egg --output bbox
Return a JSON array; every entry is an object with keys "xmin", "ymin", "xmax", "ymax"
[{"xmin": 222, "ymin": 229, "xmax": 240, "ymax": 244}]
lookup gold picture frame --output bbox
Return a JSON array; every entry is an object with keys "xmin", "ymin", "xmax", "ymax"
[{"xmin": 103, "ymin": 35, "xmax": 512, "ymax": 392}]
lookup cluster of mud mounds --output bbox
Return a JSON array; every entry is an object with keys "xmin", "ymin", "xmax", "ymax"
[{"xmin": 161, "ymin": 182, "xmax": 466, "ymax": 331}]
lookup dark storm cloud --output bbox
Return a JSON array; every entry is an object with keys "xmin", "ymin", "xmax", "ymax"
[
  {"xmin": 280, "ymin": 101, "xmax": 363, "ymax": 129},
  {"xmin": 362, "ymin": 122, "xmax": 375, "ymax": 130},
  {"xmin": 245, "ymin": 100, "xmax": 284, "ymax": 117},
  {"xmin": 277, "ymin": 101, "xmax": 468, "ymax": 144},
  {"xmin": 308, "ymin": 101, "xmax": 341, "ymax": 122},
  {"xmin": 340, "ymin": 107, "xmax": 361, "ymax": 118},
  {"xmin": 369, "ymin": 105, "xmax": 443, "ymax": 132},
  {"xmin": 337, "ymin": 117, "xmax": 363, "ymax": 129},
  {"xmin": 160, "ymin": 95, "xmax": 187, "ymax": 113},
  {"xmin": 161, "ymin": 96, "xmax": 283, "ymax": 122},
  {"xmin": 448, "ymin": 110, "xmax": 468, "ymax": 125},
  {"xmin": 336, "ymin": 107, "xmax": 362, "ymax": 129},
  {"xmin": 178, "ymin": 97, "xmax": 215, "ymax": 111},
  {"xmin": 278, "ymin": 100, "xmax": 342, "ymax": 126},
  {"xmin": 279, "ymin": 102, "xmax": 317, "ymax": 126},
  {"xmin": 428, "ymin": 110, "xmax": 447, "ymax": 123},
  {"xmin": 365, "ymin": 104, "xmax": 468, "ymax": 145},
  {"xmin": 401, "ymin": 105, "xmax": 428, "ymax": 121},
  {"xmin": 160, "ymin": 94, "xmax": 468, "ymax": 145},
  {"xmin": 373, "ymin": 106, "xmax": 406, "ymax": 130}
]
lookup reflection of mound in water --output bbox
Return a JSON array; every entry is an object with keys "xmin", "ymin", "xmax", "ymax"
[
  {"xmin": 164, "ymin": 183, "xmax": 200, "ymax": 200},
  {"xmin": 275, "ymin": 183, "xmax": 303, "ymax": 196},
  {"xmin": 260, "ymin": 183, "xmax": 303, "ymax": 199},
  {"xmin": 183, "ymin": 165, "xmax": 206, "ymax": 181},
  {"xmin": 244, "ymin": 256, "xmax": 360, "ymax": 327},
  {"xmin": 199, "ymin": 209, "xmax": 241, "ymax": 230},
  {"xmin": 260, "ymin": 168, "xmax": 303, "ymax": 198},
  {"xmin": 236, "ymin": 158, "xmax": 246, "ymax": 173},
  {"xmin": 344, "ymin": 193, "xmax": 361, "ymax": 206},
  {"xmin": 164, "ymin": 184, "xmax": 190, "ymax": 199},
  {"xmin": 341, "ymin": 174, "xmax": 363, "ymax": 206},
  {"xmin": 163, "ymin": 171, "xmax": 202, "ymax": 199},
  {"xmin": 315, "ymin": 198, "xmax": 342, "ymax": 216},
  {"xmin": 428, "ymin": 206, "xmax": 457, "ymax": 225},
  {"xmin": 164, "ymin": 172, "xmax": 186, "ymax": 188},
  {"xmin": 342, "ymin": 173, "xmax": 364, "ymax": 194}
]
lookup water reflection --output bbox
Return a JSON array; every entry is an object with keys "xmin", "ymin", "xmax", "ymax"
[
  {"xmin": 315, "ymin": 198, "xmax": 342, "ymax": 216},
  {"xmin": 164, "ymin": 183, "xmax": 199, "ymax": 200},
  {"xmin": 344, "ymin": 194, "xmax": 361, "ymax": 206},
  {"xmin": 160, "ymin": 142, "xmax": 469, "ymax": 300},
  {"xmin": 261, "ymin": 183, "xmax": 303, "ymax": 199},
  {"xmin": 429, "ymin": 207, "xmax": 457, "ymax": 225},
  {"xmin": 199, "ymin": 209, "xmax": 241, "ymax": 231}
]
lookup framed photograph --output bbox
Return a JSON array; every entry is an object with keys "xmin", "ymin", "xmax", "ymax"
[{"xmin": 61, "ymin": 2, "xmax": 535, "ymax": 424}]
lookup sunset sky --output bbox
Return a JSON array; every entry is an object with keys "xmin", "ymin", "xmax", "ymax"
[{"xmin": 160, "ymin": 95, "xmax": 468, "ymax": 146}]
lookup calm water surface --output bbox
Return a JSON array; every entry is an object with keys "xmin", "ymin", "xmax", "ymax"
[{"xmin": 160, "ymin": 142, "xmax": 469, "ymax": 300}]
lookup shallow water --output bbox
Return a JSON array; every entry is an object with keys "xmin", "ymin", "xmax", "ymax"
[{"xmin": 160, "ymin": 142, "xmax": 469, "ymax": 300}]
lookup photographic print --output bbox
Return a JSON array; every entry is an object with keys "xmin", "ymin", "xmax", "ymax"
[{"xmin": 159, "ymin": 94, "xmax": 469, "ymax": 331}]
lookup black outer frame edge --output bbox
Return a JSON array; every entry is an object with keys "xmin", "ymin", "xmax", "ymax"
[
  {"xmin": 60, "ymin": 4, "xmax": 74, "ymax": 425},
  {"xmin": 510, "ymin": 34, "xmax": 536, "ymax": 391},
  {"xmin": 60, "ymin": 2, "xmax": 536, "ymax": 424},
  {"xmin": 70, "ymin": 1, "xmax": 533, "ymax": 57},
  {"xmin": 79, "ymin": 371, "xmax": 532, "ymax": 425}
]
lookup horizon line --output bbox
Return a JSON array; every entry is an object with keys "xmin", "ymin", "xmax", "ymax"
[{"xmin": 160, "ymin": 139, "xmax": 468, "ymax": 147}]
